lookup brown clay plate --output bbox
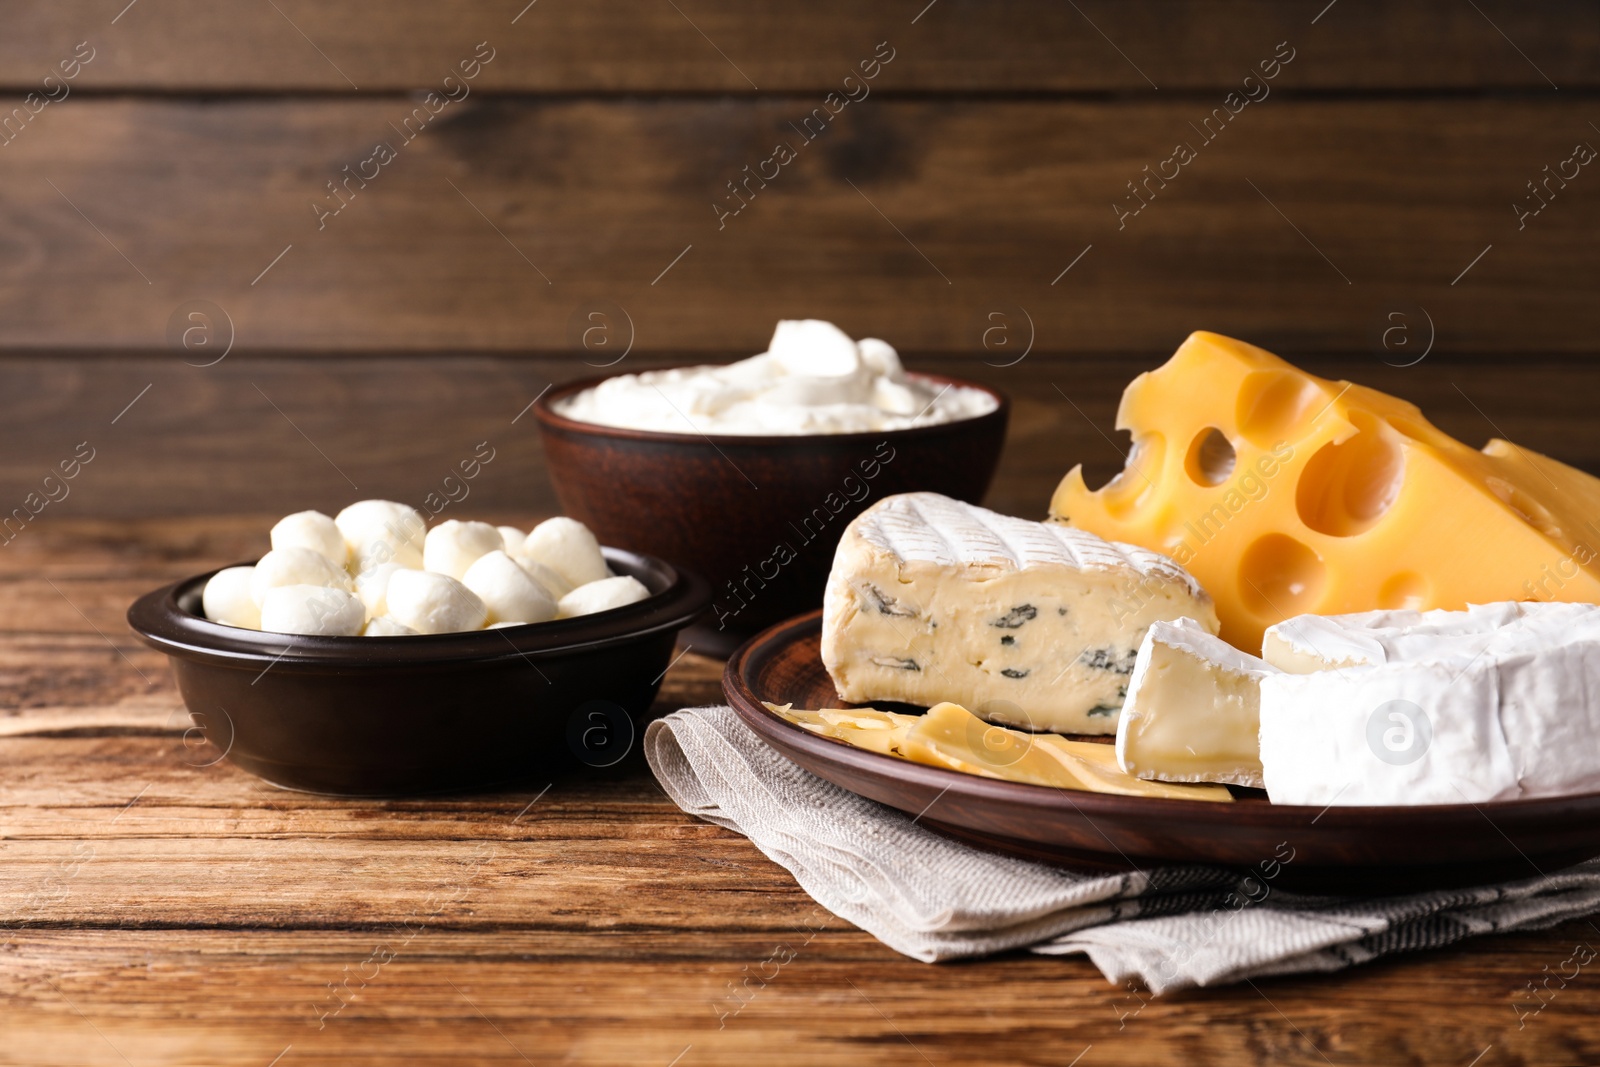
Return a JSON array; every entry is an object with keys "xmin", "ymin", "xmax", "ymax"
[{"xmin": 724, "ymin": 611, "xmax": 1600, "ymax": 890}]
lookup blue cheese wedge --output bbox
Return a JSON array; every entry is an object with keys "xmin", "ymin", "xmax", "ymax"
[{"xmin": 820, "ymin": 493, "xmax": 1219, "ymax": 734}]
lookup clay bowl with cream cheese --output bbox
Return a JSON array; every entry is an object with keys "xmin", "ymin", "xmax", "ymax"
[{"xmin": 534, "ymin": 371, "xmax": 1009, "ymax": 657}]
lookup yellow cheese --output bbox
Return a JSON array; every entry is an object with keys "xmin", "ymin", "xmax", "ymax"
[
  {"xmin": 901, "ymin": 701, "xmax": 1095, "ymax": 787},
  {"xmin": 1049, "ymin": 331, "xmax": 1600, "ymax": 650},
  {"xmin": 763, "ymin": 701, "xmax": 1232, "ymax": 802},
  {"xmin": 762, "ymin": 702, "xmax": 918, "ymax": 757},
  {"xmin": 1029, "ymin": 734, "xmax": 1236, "ymax": 801}
]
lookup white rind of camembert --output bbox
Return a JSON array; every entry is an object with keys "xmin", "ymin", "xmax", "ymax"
[
  {"xmin": 820, "ymin": 492, "xmax": 1219, "ymax": 734},
  {"xmin": 1258, "ymin": 602, "xmax": 1600, "ymax": 805},
  {"xmin": 1116, "ymin": 618, "xmax": 1277, "ymax": 788},
  {"xmin": 1263, "ymin": 601, "xmax": 1593, "ymax": 673}
]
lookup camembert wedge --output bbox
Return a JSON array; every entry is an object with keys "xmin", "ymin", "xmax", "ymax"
[
  {"xmin": 1116, "ymin": 618, "xmax": 1277, "ymax": 788},
  {"xmin": 821, "ymin": 493, "xmax": 1218, "ymax": 734}
]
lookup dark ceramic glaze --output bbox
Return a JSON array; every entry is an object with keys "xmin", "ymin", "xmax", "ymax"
[
  {"xmin": 723, "ymin": 611, "xmax": 1600, "ymax": 891},
  {"xmin": 128, "ymin": 548, "xmax": 709, "ymax": 796},
  {"xmin": 533, "ymin": 371, "xmax": 1008, "ymax": 657}
]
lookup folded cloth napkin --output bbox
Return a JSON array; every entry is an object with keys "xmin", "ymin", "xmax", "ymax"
[{"xmin": 645, "ymin": 706, "xmax": 1600, "ymax": 993}]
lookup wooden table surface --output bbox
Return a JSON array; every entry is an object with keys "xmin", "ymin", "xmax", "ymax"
[{"xmin": 5, "ymin": 517, "xmax": 1600, "ymax": 1067}]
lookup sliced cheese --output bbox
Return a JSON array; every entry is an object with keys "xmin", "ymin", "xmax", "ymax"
[
  {"xmin": 821, "ymin": 492, "xmax": 1218, "ymax": 734},
  {"xmin": 762, "ymin": 701, "xmax": 918, "ymax": 757},
  {"xmin": 1027, "ymin": 735, "xmax": 1232, "ymax": 801},
  {"xmin": 1257, "ymin": 602, "xmax": 1600, "ymax": 805},
  {"xmin": 1116, "ymin": 618, "xmax": 1277, "ymax": 788},
  {"xmin": 763, "ymin": 700, "xmax": 1232, "ymax": 802},
  {"xmin": 902, "ymin": 701, "xmax": 1098, "ymax": 787},
  {"xmin": 1049, "ymin": 331, "xmax": 1600, "ymax": 651}
]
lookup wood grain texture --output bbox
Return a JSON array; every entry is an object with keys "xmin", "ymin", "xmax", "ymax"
[
  {"xmin": 4, "ymin": 520, "xmax": 1600, "ymax": 1066},
  {"xmin": 7, "ymin": 7, "xmax": 1600, "ymax": 1055},
  {"xmin": 3, "ymin": 0, "xmax": 1596, "ymax": 93},
  {"xmin": 2, "ymin": 355, "xmax": 1597, "ymax": 521},
  {"xmin": 0, "ymin": 98, "xmax": 1597, "ymax": 356}
]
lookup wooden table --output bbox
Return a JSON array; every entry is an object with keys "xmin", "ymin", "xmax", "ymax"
[{"xmin": 5, "ymin": 518, "xmax": 1599, "ymax": 1066}]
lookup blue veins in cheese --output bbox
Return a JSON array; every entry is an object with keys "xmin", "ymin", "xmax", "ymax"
[{"xmin": 819, "ymin": 492, "xmax": 1219, "ymax": 735}]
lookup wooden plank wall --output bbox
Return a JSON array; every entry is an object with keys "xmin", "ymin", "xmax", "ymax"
[{"xmin": 3, "ymin": 1, "xmax": 1598, "ymax": 520}]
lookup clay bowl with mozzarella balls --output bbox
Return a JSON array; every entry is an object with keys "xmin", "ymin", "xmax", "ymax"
[
  {"xmin": 534, "ymin": 371, "xmax": 1009, "ymax": 657},
  {"xmin": 127, "ymin": 545, "xmax": 709, "ymax": 796}
]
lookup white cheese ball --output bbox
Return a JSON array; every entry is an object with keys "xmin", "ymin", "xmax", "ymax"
[
  {"xmin": 335, "ymin": 499, "xmax": 426, "ymax": 573},
  {"xmin": 462, "ymin": 550, "xmax": 557, "ymax": 626},
  {"xmin": 269, "ymin": 510, "xmax": 345, "ymax": 565},
  {"xmin": 523, "ymin": 517, "xmax": 608, "ymax": 588},
  {"xmin": 385, "ymin": 569, "xmax": 487, "ymax": 634},
  {"xmin": 557, "ymin": 575, "xmax": 651, "ymax": 619},
  {"xmin": 363, "ymin": 615, "xmax": 418, "ymax": 637},
  {"xmin": 509, "ymin": 551, "xmax": 574, "ymax": 599},
  {"xmin": 250, "ymin": 547, "xmax": 356, "ymax": 607},
  {"xmin": 202, "ymin": 566, "xmax": 261, "ymax": 629},
  {"xmin": 424, "ymin": 519, "xmax": 504, "ymax": 581},
  {"xmin": 260, "ymin": 584, "xmax": 365, "ymax": 636},
  {"xmin": 497, "ymin": 525, "xmax": 525, "ymax": 553},
  {"xmin": 354, "ymin": 561, "xmax": 407, "ymax": 620}
]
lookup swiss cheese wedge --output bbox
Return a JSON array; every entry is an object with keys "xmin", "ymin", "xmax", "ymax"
[{"xmin": 1050, "ymin": 331, "xmax": 1600, "ymax": 650}]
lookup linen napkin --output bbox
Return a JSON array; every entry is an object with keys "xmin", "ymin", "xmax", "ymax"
[{"xmin": 645, "ymin": 705, "xmax": 1600, "ymax": 993}]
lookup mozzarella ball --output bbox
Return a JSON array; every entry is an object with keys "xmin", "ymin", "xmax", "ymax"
[
  {"xmin": 335, "ymin": 500, "xmax": 426, "ymax": 573},
  {"xmin": 486, "ymin": 621, "xmax": 523, "ymax": 629},
  {"xmin": 462, "ymin": 550, "xmax": 557, "ymax": 625},
  {"xmin": 269, "ymin": 510, "xmax": 345, "ymax": 565},
  {"xmin": 355, "ymin": 561, "xmax": 407, "ymax": 620},
  {"xmin": 250, "ymin": 547, "xmax": 355, "ymax": 607},
  {"xmin": 202, "ymin": 566, "xmax": 261, "ymax": 629},
  {"xmin": 557, "ymin": 575, "xmax": 651, "ymax": 619},
  {"xmin": 523, "ymin": 517, "xmax": 608, "ymax": 588},
  {"xmin": 260, "ymin": 584, "xmax": 365, "ymax": 636},
  {"xmin": 355, "ymin": 537, "xmax": 423, "ymax": 574},
  {"xmin": 496, "ymin": 525, "xmax": 525, "ymax": 553},
  {"xmin": 385, "ymin": 569, "xmax": 487, "ymax": 634},
  {"xmin": 423, "ymin": 519, "xmax": 503, "ymax": 580},
  {"xmin": 363, "ymin": 615, "xmax": 418, "ymax": 637},
  {"xmin": 508, "ymin": 551, "xmax": 574, "ymax": 599}
]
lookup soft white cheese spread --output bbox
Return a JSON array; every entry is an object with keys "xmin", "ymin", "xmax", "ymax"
[{"xmin": 554, "ymin": 319, "xmax": 999, "ymax": 435}]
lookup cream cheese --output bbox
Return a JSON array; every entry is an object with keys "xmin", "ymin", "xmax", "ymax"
[{"xmin": 554, "ymin": 319, "xmax": 998, "ymax": 435}]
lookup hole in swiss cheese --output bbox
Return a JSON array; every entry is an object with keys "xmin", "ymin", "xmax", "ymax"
[
  {"xmin": 1185, "ymin": 427, "xmax": 1237, "ymax": 487},
  {"xmin": 1295, "ymin": 415, "xmax": 1405, "ymax": 537}
]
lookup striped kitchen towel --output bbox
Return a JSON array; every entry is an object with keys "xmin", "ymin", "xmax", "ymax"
[{"xmin": 644, "ymin": 705, "xmax": 1600, "ymax": 993}]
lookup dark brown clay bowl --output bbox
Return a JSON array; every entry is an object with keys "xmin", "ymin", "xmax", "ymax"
[
  {"xmin": 534, "ymin": 370, "xmax": 1008, "ymax": 657},
  {"xmin": 127, "ymin": 548, "xmax": 709, "ymax": 796}
]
